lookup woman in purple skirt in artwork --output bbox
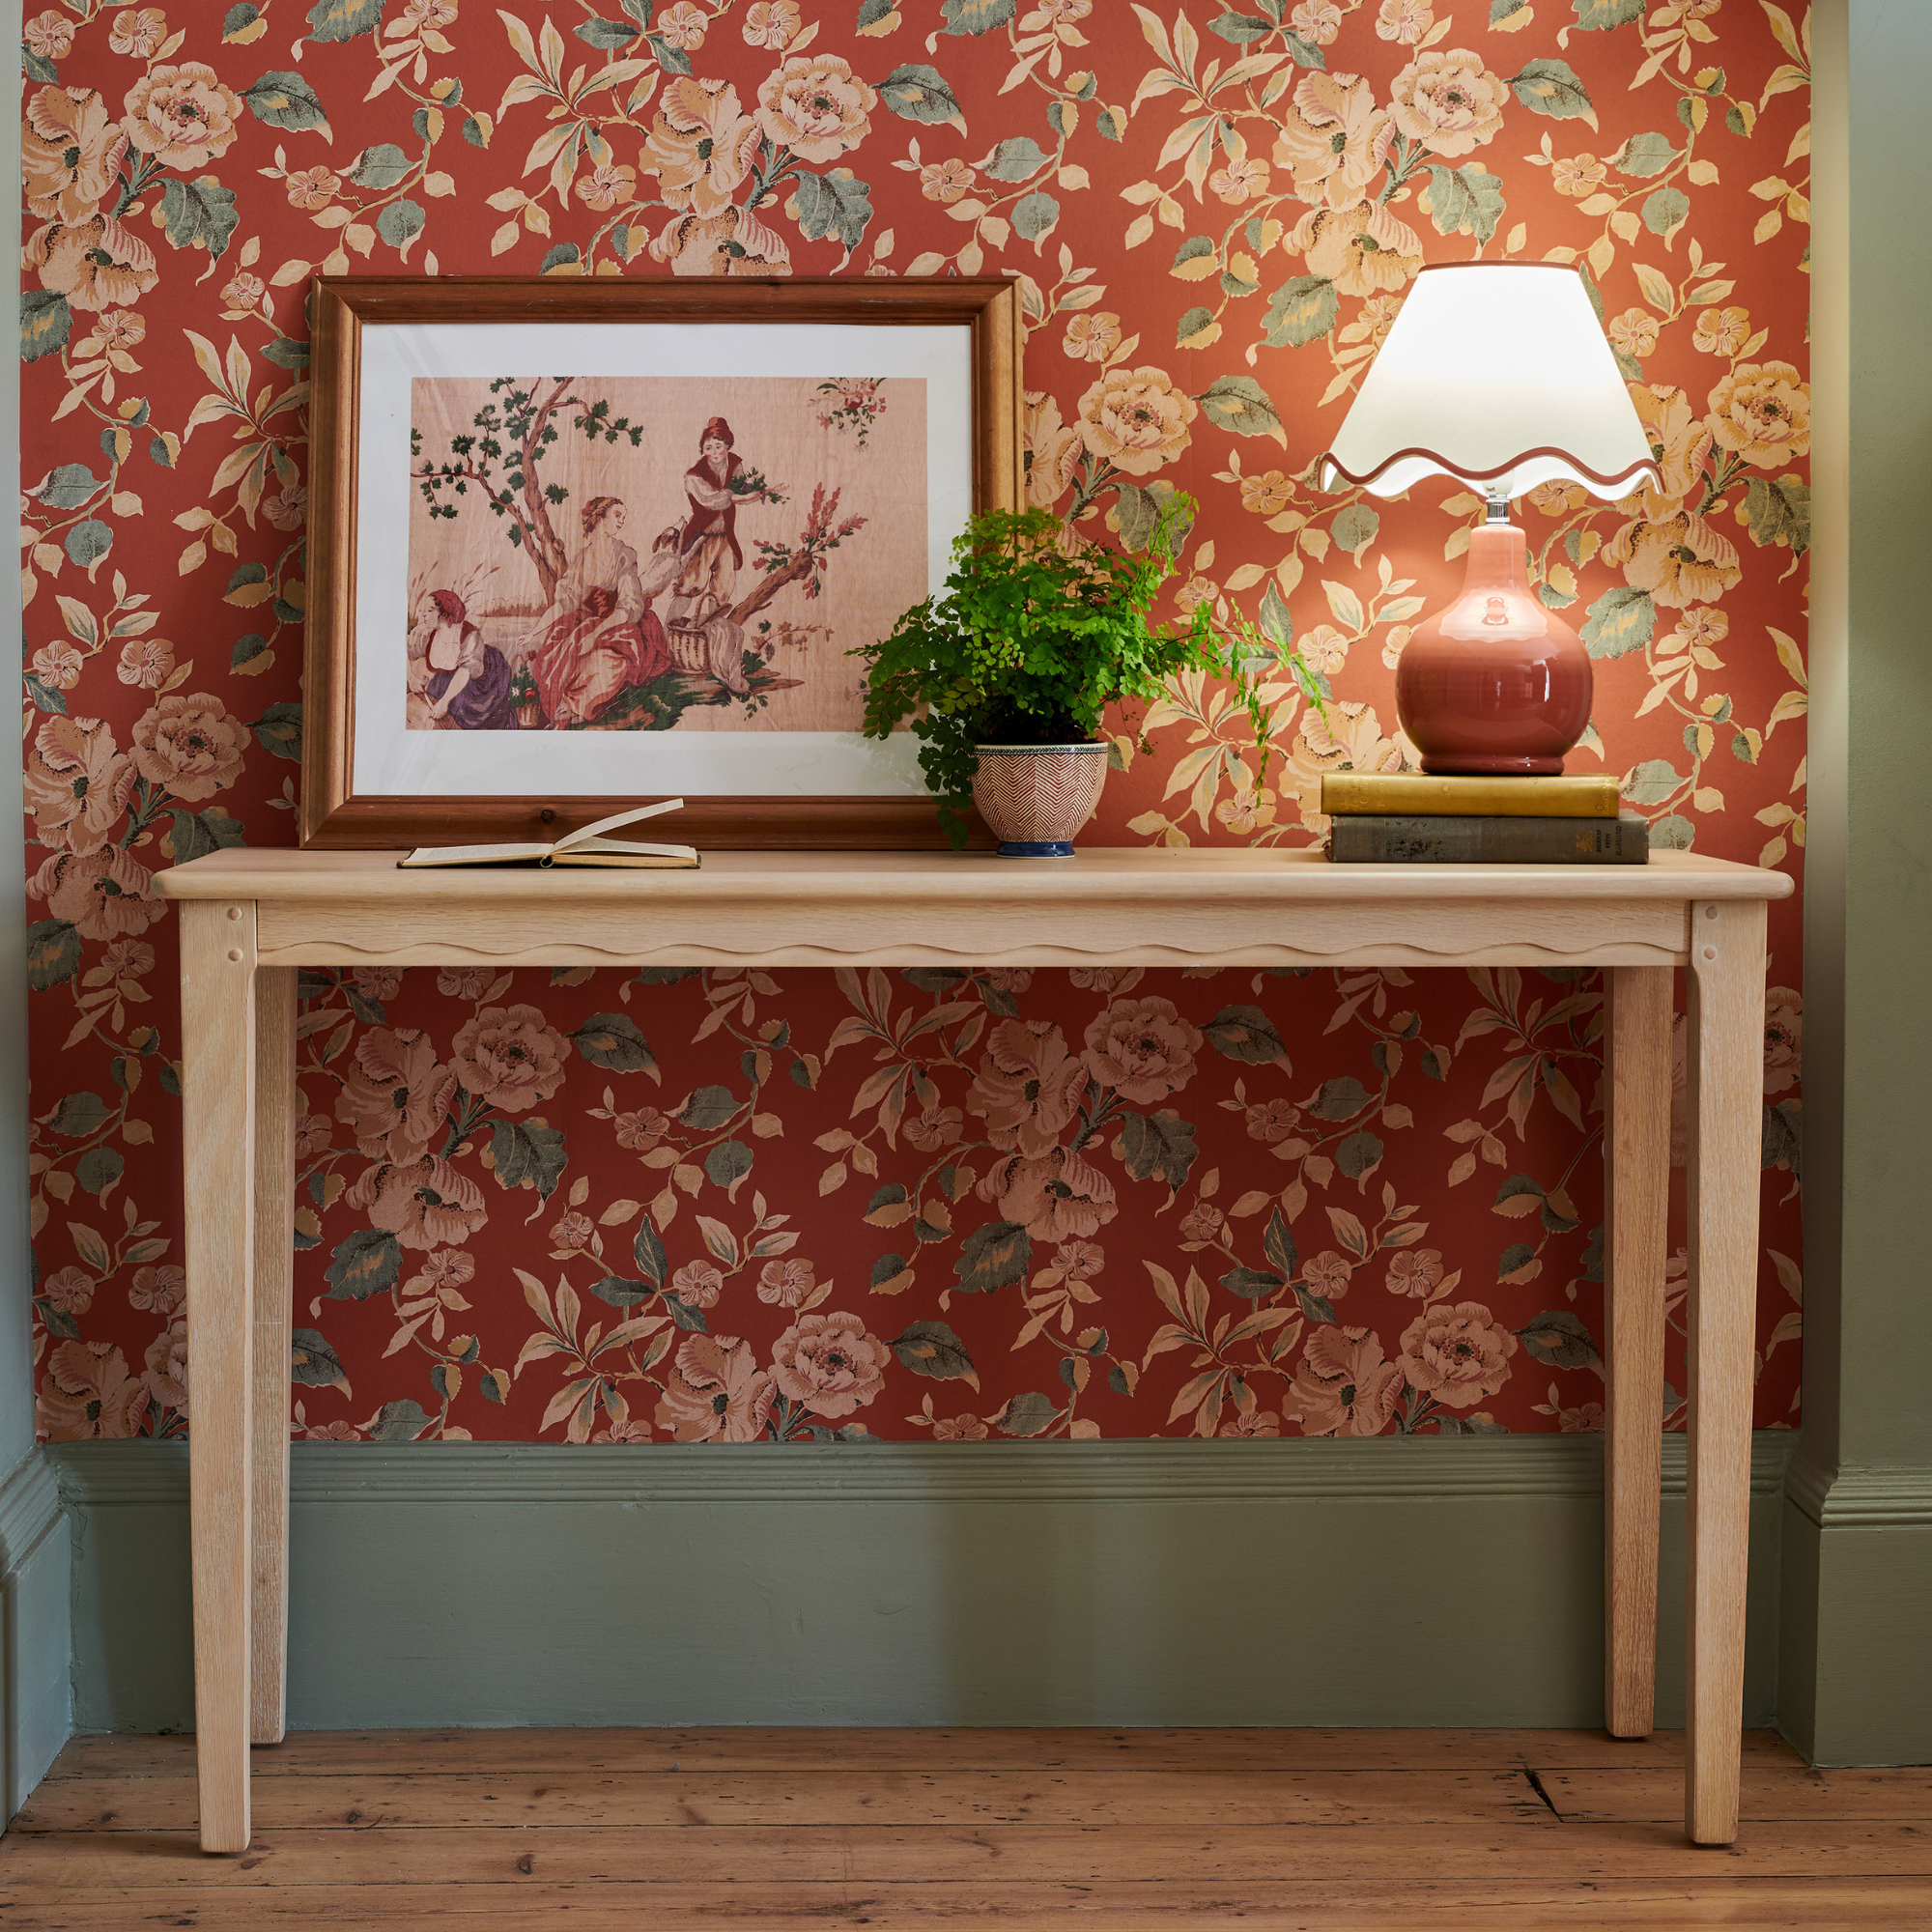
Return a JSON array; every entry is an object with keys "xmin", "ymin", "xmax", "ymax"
[{"xmin": 415, "ymin": 588, "xmax": 518, "ymax": 730}]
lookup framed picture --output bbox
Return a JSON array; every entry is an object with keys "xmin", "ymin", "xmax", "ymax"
[{"xmin": 300, "ymin": 275, "xmax": 1024, "ymax": 849}]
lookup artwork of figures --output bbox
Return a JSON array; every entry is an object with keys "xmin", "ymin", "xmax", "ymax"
[{"xmin": 406, "ymin": 376, "xmax": 927, "ymax": 734}]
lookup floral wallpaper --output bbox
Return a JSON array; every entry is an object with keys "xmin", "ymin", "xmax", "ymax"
[{"xmin": 20, "ymin": 0, "xmax": 1809, "ymax": 1445}]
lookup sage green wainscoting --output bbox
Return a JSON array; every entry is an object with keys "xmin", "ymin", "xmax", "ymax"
[
  {"xmin": 53, "ymin": 1435, "xmax": 1790, "ymax": 1734},
  {"xmin": 1780, "ymin": 1, "xmax": 1932, "ymax": 1768},
  {"xmin": 1, "ymin": 1451, "xmax": 71, "ymax": 1818}
]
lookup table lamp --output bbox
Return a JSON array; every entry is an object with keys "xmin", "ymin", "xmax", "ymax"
[{"xmin": 1316, "ymin": 263, "xmax": 1662, "ymax": 774}]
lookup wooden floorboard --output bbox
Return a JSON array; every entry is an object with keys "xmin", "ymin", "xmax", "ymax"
[{"xmin": 5, "ymin": 1729, "xmax": 1929, "ymax": 1929}]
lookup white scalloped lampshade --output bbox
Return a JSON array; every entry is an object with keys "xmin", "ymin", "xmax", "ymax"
[{"xmin": 1316, "ymin": 263, "xmax": 1662, "ymax": 501}]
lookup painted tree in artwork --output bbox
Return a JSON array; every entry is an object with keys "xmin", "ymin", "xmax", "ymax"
[{"xmin": 411, "ymin": 378, "xmax": 643, "ymax": 601}]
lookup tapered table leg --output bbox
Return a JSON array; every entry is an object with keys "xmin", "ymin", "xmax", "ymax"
[
  {"xmin": 1684, "ymin": 897, "xmax": 1766, "ymax": 1845},
  {"xmin": 179, "ymin": 901, "xmax": 258, "ymax": 1854},
  {"xmin": 1604, "ymin": 965, "xmax": 1671, "ymax": 1739},
  {"xmin": 250, "ymin": 967, "xmax": 297, "ymax": 1747}
]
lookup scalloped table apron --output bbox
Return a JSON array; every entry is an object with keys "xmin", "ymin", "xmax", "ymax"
[{"xmin": 155, "ymin": 846, "xmax": 1793, "ymax": 1853}]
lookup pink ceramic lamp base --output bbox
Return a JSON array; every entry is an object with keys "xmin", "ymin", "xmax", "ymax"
[{"xmin": 1394, "ymin": 521, "xmax": 1593, "ymax": 776}]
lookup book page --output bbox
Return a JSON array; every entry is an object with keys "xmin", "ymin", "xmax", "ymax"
[{"xmin": 554, "ymin": 797, "xmax": 687, "ymax": 852}]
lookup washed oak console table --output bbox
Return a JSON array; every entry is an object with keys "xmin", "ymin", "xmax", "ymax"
[{"xmin": 155, "ymin": 846, "xmax": 1792, "ymax": 1853}]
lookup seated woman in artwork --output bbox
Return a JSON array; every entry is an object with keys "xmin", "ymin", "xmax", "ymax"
[
  {"xmin": 524, "ymin": 496, "xmax": 676, "ymax": 729},
  {"xmin": 414, "ymin": 588, "xmax": 517, "ymax": 731}
]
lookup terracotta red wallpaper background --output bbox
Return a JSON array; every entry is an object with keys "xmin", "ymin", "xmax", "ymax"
[{"xmin": 21, "ymin": 0, "xmax": 1810, "ymax": 1444}]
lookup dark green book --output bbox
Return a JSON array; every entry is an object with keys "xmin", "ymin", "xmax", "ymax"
[{"xmin": 1326, "ymin": 813, "xmax": 1649, "ymax": 865}]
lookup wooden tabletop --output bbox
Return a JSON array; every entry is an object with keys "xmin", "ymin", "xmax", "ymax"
[{"xmin": 155, "ymin": 846, "xmax": 1795, "ymax": 906}]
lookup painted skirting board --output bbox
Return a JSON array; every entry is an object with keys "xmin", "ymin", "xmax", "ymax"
[
  {"xmin": 52, "ymin": 1435, "xmax": 1791, "ymax": 1735},
  {"xmin": 1, "ymin": 1448, "xmax": 71, "ymax": 1825}
]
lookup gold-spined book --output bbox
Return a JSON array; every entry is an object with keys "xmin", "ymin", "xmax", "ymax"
[{"xmin": 1321, "ymin": 773, "xmax": 1621, "ymax": 818}]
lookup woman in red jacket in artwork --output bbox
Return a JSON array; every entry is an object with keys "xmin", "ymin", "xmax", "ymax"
[{"xmin": 522, "ymin": 495, "xmax": 674, "ymax": 728}]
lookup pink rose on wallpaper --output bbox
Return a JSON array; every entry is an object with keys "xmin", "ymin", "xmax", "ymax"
[
  {"xmin": 1286, "ymin": 202, "xmax": 1424, "ymax": 298},
  {"xmin": 903, "ymin": 1104, "xmax": 963, "ymax": 1151},
  {"xmin": 106, "ymin": 8, "xmax": 168, "ymax": 59},
  {"xmin": 129, "ymin": 693, "xmax": 249, "ymax": 802},
  {"xmin": 29, "ymin": 847, "xmax": 160, "ymax": 943},
  {"xmin": 654, "ymin": 1334, "xmax": 773, "ymax": 1441},
  {"xmin": 1270, "ymin": 72, "xmax": 1390, "ymax": 212},
  {"xmin": 648, "ymin": 205, "xmax": 792, "ymax": 276},
  {"xmin": 1179, "ymin": 1201, "xmax": 1224, "ymax": 1242},
  {"xmin": 1285, "ymin": 1327, "xmax": 1402, "ymax": 1437},
  {"xmin": 644, "ymin": 77, "xmax": 759, "ymax": 216},
  {"xmin": 23, "ymin": 212, "xmax": 156, "ymax": 311},
  {"xmin": 1081, "ymin": 996, "xmax": 1202, "ymax": 1103},
  {"xmin": 671, "ymin": 1261, "xmax": 724, "ymax": 1309},
  {"xmin": 142, "ymin": 1316, "xmax": 188, "ymax": 1415},
  {"xmin": 1396, "ymin": 1301, "xmax": 1519, "ymax": 1410},
  {"xmin": 42, "ymin": 1267, "xmax": 95, "ymax": 1316},
  {"xmin": 1054, "ymin": 1238, "xmax": 1104, "ymax": 1280},
  {"xmin": 978, "ymin": 1145, "xmax": 1118, "ymax": 1243},
  {"xmin": 742, "ymin": 1, "xmax": 802, "ymax": 50},
  {"xmin": 352, "ymin": 967, "xmax": 405, "ymax": 1002},
  {"xmin": 614, "ymin": 1107, "xmax": 670, "ymax": 1151},
  {"xmin": 769, "ymin": 1311, "xmax": 891, "ymax": 1418},
  {"xmin": 1221, "ymin": 1409, "xmax": 1282, "ymax": 1437},
  {"xmin": 753, "ymin": 53, "xmax": 875, "ymax": 163},
  {"xmin": 22, "ymin": 84, "xmax": 126, "ymax": 224},
  {"xmin": 436, "ymin": 968, "xmax": 492, "ymax": 1000},
  {"xmin": 127, "ymin": 1265, "xmax": 183, "ymax": 1315},
  {"xmin": 25, "ymin": 715, "xmax": 129, "ymax": 854},
  {"xmin": 39, "ymin": 1341, "xmax": 147, "ymax": 1440},
  {"xmin": 1304, "ymin": 1250, "xmax": 1353, "ymax": 1301},
  {"xmin": 933, "ymin": 1413, "xmax": 989, "ymax": 1440},
  {"xmin": 968, "ymin": 1019, "xmax": 1088, "ymax": 1157},
  {"xmin": 757, "ymin": 1260, "xmax": 816, "ymax": 1308},
  {"xmin": 1708, "ymin": 360, "xmax": 1810, "ymax": 469},
  {"xmin": 1604, "ymin": 510, "xmax": 1742, "ymax": 609},
  {"xmin": 334, "ymin": 1028, "xmax": 459, "ymax": 1165},
  {"xmin": 345, "ymin": 1155, "xmax": 488, "ymax": 1250},
  {"xmin": 1386, "ymin": 48, "xmax": 1509, "ymax": 156},
  {"xmin": 549, "ymin": 1211, "xmax": 593, "ymax": 1252},
  {"xmin": 449, "ymin": 1005, "xmax": 570, "ymax": 1113},
  {"xmin": 122, "ymin": 62, "xmax": 243, "ymax": 167},
  {"xmin": 1626, "ymin": 384, "xmax": 1716, "ymax": 520},
  {"xmin": 1245, "ymin": 1099, "xmax": 1299, "ymax": 1144},
  {"xmin": 1385, "ymin": 1248, "xmax": 1445, "ymax": 1298},
  {"xmin": 1764, "ymin": 986, "xmax": 1803, "ymax": 1094},
  {"xmin": 1075, "ymin": 364, "xmax": 1196, "ymax": 475},
  {"xmin": 1024, "ymin": 393, "xmax": 1082, "ymax": 508}
]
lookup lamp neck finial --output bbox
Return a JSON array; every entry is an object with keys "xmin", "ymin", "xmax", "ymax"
[{"xmin": 1485, "ymin": 489, "xmax": 1511, "ymax": 526}]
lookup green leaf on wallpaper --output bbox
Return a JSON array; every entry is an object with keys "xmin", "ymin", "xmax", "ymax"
[
  {"xmin": 326, "ymin": 1228, "xmax": 401, "ymax": 1300},
  {"xmin": 43, "ymin": 1091, "xmax": 111, "ymax": 1138},
  {"xmin": 1262, "ymin": 275, "xmax": 1338, "ymax": 348},
  {"xmin": 1264, "ymin": 1209, "xmax": 1297, "ymax": 1280},
  {"xmin": 1011, "ymin": 190, "xmax": 1060, "ymax": 242},
  {"xmin": 993, "ymin": 1389, "xmax": 1059, "ymax": 1437},
  {"xmin": 1571, "ymin": 0, "xmax": 1646, "ymax": 25},
  {"xmin": 1175, "ymin": 305, "xmax": 1216, "ymax": 349},
  {"xmin": 491, "ymin": 1121, "xmax": 567, "ymax": 1199},
  {"xmin": 982, "ymin": 136, "xmax": 1049, "ymax": 182},
  {"xmin": 1118, "ymin": 1110, "xmax": 1199, "ymax": 1187},
  {"xmin": 307, "ymin": 0, "xmax": 383, "ymax": 39},
  {"xmin": 641, "ymin": 29, "xmax": 691, "ymax": 71},
  {"xmin": 1580, "ymin": 584, "xmax": 1654, "ymax": 658},
  {"xmin": 1615, "ymin": 131, "xmax": 1677, "ymax": 178},
  {"xmin": 368, "ymin": 1399, "xmax": 434, "ymax": 1442},
  {"xmin": 243, "ymin": 71, "xmax": 331, "ymax": 137},
  {"xmin": 793, "ymin": 170, "xmax": 873, "ymax": 249},
  {"xmin": 1220, "ymin": 1266, "xmax": 1284, "ymax": 1300},
  {"xmin": 879, "ymin": 65, "xmax": 964, "ymax": 129},
  {"xmin": 1421, "ymin": 164, "xmax": 1505, "ymax": 245},
  {"xmin": 21, "ymin": 291, "xmax": 71, "ymax": 364},
  {"xmin": 290, "ymin": 1328, "xmax": 350, "ymax": 1390},
  {"xmin": 1220, "ymin": 260, "xmax": 1260, "ymax": 298},
  {"xmin": 893, "ymin": 1320, "xmax": 979, "ymax": 1385},
  {"xmin": 224, "ymin": 3, "xmax": 264, "ymax": 39},
  {"xmin": 1111, "ymin": 484, "xmax": 1161, "ymax": 554},
  {"xmin": 1204, "ymin": 1005, "xmax": 1290, "ymax": 1066},
  {"xmin": 1257, "ymin": 582, "xmax": 1294, "ymax": 650},
  {"xmin": 1537, "ymin": 578, "xmax": 1578, "ymax": 611},
  {"xmin": 29, "ymin": 464, "xmax": 99, "ymax": 512},
  {"xmin": 74, "ymin": 1147, "xmax": 124, "ymax": 1198},
  {"xmin": 1307, "ymin": 1075, "xmax": 1372, "ymax": 1122},
  {"xmin": 1172, "ymin": 235, "xmax": 1215, "ymax": 273},
  {"xmin": 857, "ymin": 0, "xmax": 896, "ymax": 24},
  {"xmin": 1742, "ymin": 474, "xmax": 1810, "ymax": 555},
  {"xmin": 1622, "ymin": 758, "xmax": 1679, "ymax": 807},
  {"xmin": 249, "ymin": 701, "xmax": 303, "ymax": 760},
  {"xmin": 1642, "ymin": 186, "xmax": 1690, "ymax": 241},
  {"xmin": 378, "ymin": 200, "xmax": 426, "ymax": 249},
  {"xmin": 165, "ymin": 808, "xmax": 248, "ymax": 865},
  {"xmin": 571, "ymin": 1011, "xmax": 657, "ymax": 1074},
  {"xmin": 1491, "ymin": 0, "xmax": 1531, "ymax": 20},
  {"xmin": 575, "ymin": 16, "xmax": 642, "ymax": 47},
  {"xmin": 704, "ymin": 1139, "xmax": 753, "ymax": 1189},
  {"xmin": 1648, "ymin": 812, "xmax": 1694, "ymax": 849},
  {"xmin": 1094, "ymin": 104, "xmax": 1126, "ymax": 140},
  {"xmin": 1208, "ymin": 12, "xmax": 1275, "ymax": 43},
  {"xmin": 1496, "ymin": 1242, "xmax": 1538, "ymax": 1283},
  {"xmin": 157, "ymin": 177, "xmax": 239, "ymax": 264},
  {"xmin": 633, "ymin": 1213, "xmax": 668, "ymax": 1291},
  {"xmin": 1509, "ymin": 59, "xmax": 1597, "ymax": 128},
  {"xmin": 585, "ymin": 1275, "xmax": 655, "ymax": 1307},
  {"xmin": 1197, "ymin": 374, "xmax": 1282, "ymax": 440},
  {"xmin": 675, "ymin": 1084, "xmax": 737, "ymax": 1131},
  {"xmin": 1281, "ymin": 29, "xmax": 1325, "ymax": 66},
  {"xmin": 1518, "ymin": 1309, "xmax": 1600, "ymax": 1368},
  {"xmin": 1335, "ymin": 1130, "xmax": 1383, "ymax": 1180},
  {"xmin": 1330, "ymin": 502, "xmax": 1379, "ymax": 559},
  {"xmin": 344, "ymin": 143, "xmax": 412, "ymax": 192},
  {"xmin": 940, "ymin": 0, "xmax": 1013, "ymax": 35},
  {"xmin": 26, "ymin": 921, "xmax": 81, "ymax": 991},
  {"xmin": 1763, "ymin": 1097, "xmax": 1802, "ymax": 1177},
  {"xmin": 22, "ymin": 671, "xmax": 67, "ymax": 715},
  {"xmin": 64, "ymin": 521, "xmax": 111, "ymax": 569},
  {"xmin": 953, "ymin": 1219, "xmax": 1030, "ymax": 1293},
  {"xmin": 22, "ymin": 44, "xmax": 57, "ymax": 82}
]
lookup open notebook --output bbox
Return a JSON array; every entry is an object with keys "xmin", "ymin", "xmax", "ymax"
[{"xmin": 399, "ymin": 799, "xmax": 697, "ymax": 869}]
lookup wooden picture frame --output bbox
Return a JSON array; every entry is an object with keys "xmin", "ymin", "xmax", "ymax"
[{"xmin": 300, "ymin": 275, "xmax": 1024, "ymax": 849}]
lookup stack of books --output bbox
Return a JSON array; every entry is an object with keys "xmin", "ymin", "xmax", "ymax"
[{"xmin": 1321, "ymin": 773, "xmax": 1647, "ymax": 865}]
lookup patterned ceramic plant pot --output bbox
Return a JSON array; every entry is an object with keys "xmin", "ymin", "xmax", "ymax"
[{"xmin": 971, "ymin": 743, "xmax": 1109, "ymax": 857}]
